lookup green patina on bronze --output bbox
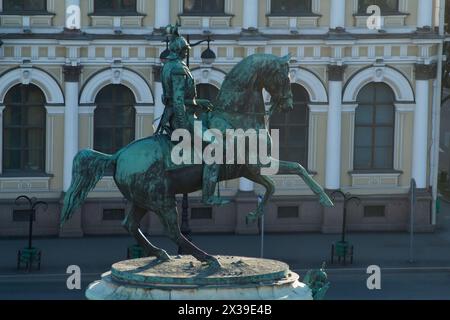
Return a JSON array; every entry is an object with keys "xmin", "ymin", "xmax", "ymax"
[
  {"xmin": 110, "ymin": 256, "xmax": 290, "ymax": 287},
  {"xmin": 61, "ymin": 25, "xmax": 334, "ymax": 270}
]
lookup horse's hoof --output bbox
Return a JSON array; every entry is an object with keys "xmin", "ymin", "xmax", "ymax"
[
  {"xmin": 246, "ymin": 212, "xmax": 259, "ymax": 224},
  {"xmin": 157, "ymin": 250, "xmax": 171, "ymax": 262},
  {"xmin": 205, "ymin": 258, "xmax": 222, "ymax": 270}
]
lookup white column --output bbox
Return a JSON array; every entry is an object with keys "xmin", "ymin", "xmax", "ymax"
[
  {"xmin": 417, "ymin": 0, "xmax": 433, "ymax": 28},
  {"xmin": 330, "ymin": 0, "xmax": 346, "ymax": 29},
  {"xmin": 65, "ymin": 0, "xmax": 81, "ymax": 30},
  {"xmin": 243, "ymin": 0, "xmax": 258, "ymax": 30},
  {"xmin": 325, "ymin": 66, "xmax": 344, "ymax": 190},
  {"xmin": 239, "ymin": 178, "xmax": 254, "ymax": 192},
  {"xmin": 63, "ymin": 66, "xmax": 81, "ymax": 192},
  {"xmin": 412, "ymin": 79, "xmax": 430, "ymax": 189},
  {"xmin": 155, "ymin": 0, "xmax": 170, "ymax": 29}
]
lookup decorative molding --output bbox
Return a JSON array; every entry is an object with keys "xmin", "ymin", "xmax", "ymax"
[
  {"xmin": 0, "ymin": 67, "xmax": 64, "ymax": 105},
  {"xmin": 308, "ymin": 103, "xmax": 328, "ymax": 113},
  {"xmin": 267, "ymin": 15, "xmax": 320, "ymax": 28},
  {"xmin": 44, "ymin": 106, "xmax": 65, "ymax": 114},
  {"xmin": 135, "ymin": 106, "xmax": 155, "ymax": 115},
  {"xmin": 308, "ymin": 112, "xmax": 319, "ymax": 172},
  {"xmin": 289, "ymin": 68, "xmax": 328, "ymax": 103},
  {"xmin": 415, "ymin": 63, "xmax": 437, "ymax": 81},
  {"xmin": 191, "ymin": 68, "xmax": 226, "ymax": 88},
  {"xmin": 350, "ymin": 173, "xmax": 401, "ymax": 188},
  {"xmin": 0, "ymin": 177, "xmax": 51, "ymax": 192},
  {"xmin": 45, "ymin": 112, "xmax": 54, "ymax": 173},
  {"xmin": 394, "ymin": 112, "xmax": 406, "ymax": 171},
  {"xmin": 343, "ymin": 67, "xmax": 415, "ymax": 103},
  {"xmin": 394, "ymin": 103, "xmax": 415, "ymax": 112},
  {"xmin": 348, "ymin": 110, "xmax": 355, "ymax": 171},
  {"xmin": 342, "ymin": 103, "xmax": 358, "ymax": 113},
  {"xmin": 80, "ymin": 68, "xmax": 154, "ymax": 105},
  {"xmin": 63, "ymin": 65, "xmax": 82, "ymax": 83},
  {"xmin": 328, "ymin": 65, "xmax": 346, "ymax": 81}
]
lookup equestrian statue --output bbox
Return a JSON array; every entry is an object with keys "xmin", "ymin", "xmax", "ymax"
[{"xmin": 61, "ymin": 25, "xmax": 333, "ymax": 269}]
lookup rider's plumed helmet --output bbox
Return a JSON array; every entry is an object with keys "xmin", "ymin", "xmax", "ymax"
[{"xmin": 166, "ymin": 24, "xmax": 191, "ymax": 57}]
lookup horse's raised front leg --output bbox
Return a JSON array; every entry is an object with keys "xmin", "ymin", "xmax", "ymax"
[
  {"xmin": 273, "ymin": 159, "xmax": 334, "ymax": 207},
  {"xmin": 157, "ymin": 205, "xmax": 222, "ymax": 270},
  {"xmin": 243, "ymin": 168, "xmax": 275, "ymax": 224},
  {"xmin": 122, "ymin": 205, "xmax": 171, "ymax": 261}
]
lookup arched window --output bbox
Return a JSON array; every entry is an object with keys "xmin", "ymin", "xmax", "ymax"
[
  {"xmin": 196, "ymin": 83, "xmax": 219, "ymax": 104},
  {"xmin": 271, "ymin": 0, "xmax": 313, "ymax": 15},
  {"xmin": 354, "ymin": 83, "xmax": 395, "ymax": 170},
  {"xmin": 3, "ymin": 0, "xmax": 47, "ymax": 13},
  {"xmin": 183, "ymin": 0, "xmax": 225, "ymax": 15},
  {"xmin": 358, "ymin": 0, "xmax": 399, "ymax": 14},
  {"xmin": 94, "ymin": 84, "xmax": 136, "ymax": 155},
  {"xmin": 3, "ymin": 84, "xmax": 46, "ymax": 174},
  {"xmin": 94, "ymin": 0, "xmax": 137, "ymax": 14},
  {"xmin": 270, "ymin": 84, "xmax": 309, "ymax": 165}
]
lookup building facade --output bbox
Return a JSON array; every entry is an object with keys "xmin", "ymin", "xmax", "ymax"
[{"xmin": 0, "ymin": 0, "xmax": 445, "ymax": 237}]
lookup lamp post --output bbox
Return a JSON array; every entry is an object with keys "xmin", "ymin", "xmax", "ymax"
[
  {"xmin": 330, "ymin": 190, "xmax": 360, "ymax": 265},
  {"xmin": 159, "ymin": 32, "xmax": 216, "ymax": 254},
  {"xmin": 15, "ymin": 196, "xmax": 48, "ymax": 271}
]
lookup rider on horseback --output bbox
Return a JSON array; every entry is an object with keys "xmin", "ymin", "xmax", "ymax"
[{"xmin": 156, "ymin": 25, "xmax": 228, "ymax": 206}]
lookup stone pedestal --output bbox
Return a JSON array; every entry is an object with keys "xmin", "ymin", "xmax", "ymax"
[{"xmin": 86, "ymin": 256, "xmax": 313, "ymax": 300}]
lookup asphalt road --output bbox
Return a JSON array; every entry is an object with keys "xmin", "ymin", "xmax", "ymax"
[{"xmin": 1, "ymin": 201, "xmax": 450, "ymax": 300}]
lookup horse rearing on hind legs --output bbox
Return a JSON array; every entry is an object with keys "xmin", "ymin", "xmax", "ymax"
[{"xmin": 61, "ymin": 54, "xmax": 334, "ymax": 269}]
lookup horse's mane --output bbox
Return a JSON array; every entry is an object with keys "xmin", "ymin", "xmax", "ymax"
[{"xmin": 215, "ymin": 54, "xmax": 285, "ymax": 114}]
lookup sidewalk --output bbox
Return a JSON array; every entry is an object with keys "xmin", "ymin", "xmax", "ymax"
[
  {"xmin": 1, "ymin": 200, "xmax": 450, "ymax": 275},
  {"xmin": 1, "ymin": 202, "xmax": 449, "ymax": 300}
]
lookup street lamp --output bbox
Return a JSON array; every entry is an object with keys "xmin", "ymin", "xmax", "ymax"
[
  {"xmin": 15, "ymin": 196, "xmax": 48, "ymax": 271},
  {"xmin": 330, "ymin": 190, "xmax": 360, "ymax": 265},
  {"xmin": 159, "ymin": 36, "xmax": 170, "ymax": 64}
]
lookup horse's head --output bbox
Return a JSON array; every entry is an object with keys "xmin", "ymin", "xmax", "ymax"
[{"xmin": 264, "ymin": 55, "xmax": 294, "ymax": 114}]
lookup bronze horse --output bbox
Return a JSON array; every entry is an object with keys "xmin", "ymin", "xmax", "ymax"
[{"xmin": 61, "ymin": 54, "xmax": 333, "ymax": 268}]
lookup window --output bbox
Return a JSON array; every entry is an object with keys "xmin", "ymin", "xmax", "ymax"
[
  {"xmin": 94, "ymin": 0, "xmax": 137, "ymax": 14},
  {"xmin": 271, "ymin": 0, "xmax": 313, "ymax": 15},
  {"xmin": 270, "ymin": 84, "xmax": 309, "ymax": 165},
  {"xmin": 3, "ymin": 84, "xmax": 46, "ymax": 174},
  {"xmin": 364, "ymin": 205, "xmax": 385, "ymax": 218},
  {"xmin": 94, "ymin": 84, "xmax": 136, "ymax": 156},
  {"xmin": 277, "ymin": 206, "xmax": 299, "ymax": 219},
  {"xmin": 191, "ymin": 207, "xmax": 213, "ymax": 220},
  {"xmin": 358, "ymin": 0, "xmax": 399, "ymax": 14},
  {"xmin": 183, "ymin": 0, "xmax": 225, "ymax": 15},
  {"xmin": 3, "ymin": 0, "xmax": 47, "ymax": 13},
  {"xmin": 354, "ymin": 83, "xmax": 395, "ymax": 171},
  {"xmin": 196, "ymin": 84, "xmax": 219, "ymax": 104},
  {"xmin": 13, "ymin": 210, "xmax": 35, "ymax": 222},
  {"xmin": 103, "ymin": 209, "xmax": 125, "ymax": 221}
]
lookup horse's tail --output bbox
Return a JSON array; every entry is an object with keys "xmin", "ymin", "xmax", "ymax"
[{"xmin": 61, "ymin": 149, "xmax": 118, "ymax": 226}]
